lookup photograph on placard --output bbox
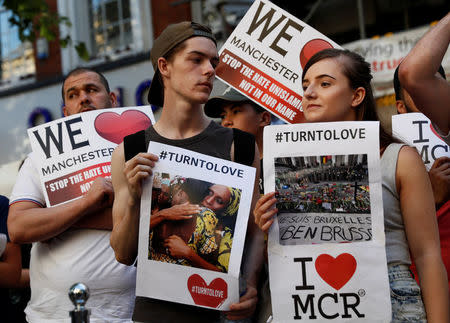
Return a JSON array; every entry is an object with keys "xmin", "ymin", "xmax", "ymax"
[
  {"xmin": 148, "ymin": 172, "xmax": 241, "ymax": 273},
  {"xmin": 274, "ymin": 153, "xmax": 372, "ymax": 245}
]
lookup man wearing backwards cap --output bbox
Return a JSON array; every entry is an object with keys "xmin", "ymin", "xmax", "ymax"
[
  {"xmin": 205, "ymin": 88, "xmax": 273, "ymax": 323},
  {"xmin": 205, "ymin": 87, "xmax": 271, "ymax": 160},
  {"xmin": 110, "ymin": 21, "xmax": 264, "ymax": 322}
]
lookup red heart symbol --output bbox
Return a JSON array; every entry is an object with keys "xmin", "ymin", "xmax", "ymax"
[
  {"xmin": 300, "ymin": 39, "xmax": 334, "ymax": 69},
  {"xmin": 430, "ymin": 123, "xmax": 444, "ymax": 141},
  {"xmin": 315, "ymin": 253, "xmax": 357, "ymax": 290},
  {"xmin": 94, "ymin": 110, "xmax": 151, "ymax": 144},
  {"xmin": 187, "ymin": 274, "xmax": 228, "ymax": 308}
]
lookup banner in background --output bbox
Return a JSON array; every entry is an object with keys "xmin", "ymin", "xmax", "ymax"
[{"xmin": 344, "ymin": 25, "xmax": 450, "ymax": 98}]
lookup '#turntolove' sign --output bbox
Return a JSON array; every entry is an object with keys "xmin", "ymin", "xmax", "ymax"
[
  {"xmin": 264, "ymin": 122, "xmax": 391, "ymax": 322},
  {"xmin": 216, "ymin": 0, "xmax": 340, "ymax": 124},
  {"xmin": 136, "ymin": 143, "xmax": 256, "ymax": 310}
]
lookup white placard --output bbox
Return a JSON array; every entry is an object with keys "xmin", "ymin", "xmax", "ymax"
[
  {"xmin": 215, "ymin": 0, "xmax": 340, "ymax": 124},
  {"xmin": 27, "ymin": 106, "xmax": 155, "ymax": 206},
  {"xmin": 392, "ymin": 113, "xmax": 449, "ymax": 170},
  {"xmin": 136, "ymin": 142, "xmax": 256, "ymax": 310},
  {"xmin": 264, "ymin": 121, "xmax": 391, "ymax": 322}
]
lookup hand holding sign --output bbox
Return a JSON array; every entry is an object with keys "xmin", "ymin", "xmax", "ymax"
[
  {"xmin": 253, "ymin": 191, "xmax": 278, "ymax": 233},
  {"xmin": 123, "ymin": 152, "xmax": 159, "ymax": 202},
  {"xmin": 136, "ymin": 142, "xmax": 256, "ymax": 310},
  {"xmin": 83, "ymin": 177, "xmax": 114, "ymax": 214},
  {"xmin": 225, "ymin": 284, "xmax": 258, "ymax": 321}
]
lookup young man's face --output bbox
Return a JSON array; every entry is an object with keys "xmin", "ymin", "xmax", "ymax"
[
  {"xmin": 164, "ymin": 37, "xmax": 219, "ymax": 105},
  {"xmin": 220, "ymin": 103, "xmax": 261, "ymax": 136},
  {"xmin": 63, "ymin": 71, "xmax": 117, "ymax": 116}
]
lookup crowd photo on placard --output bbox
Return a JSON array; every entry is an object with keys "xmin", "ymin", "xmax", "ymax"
[{"xmin": 274, "ymin": 154, "xmax": 370, "ymax": 214}]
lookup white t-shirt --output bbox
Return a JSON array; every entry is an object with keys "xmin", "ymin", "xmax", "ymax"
[{"xmin": 10, "ymin": 154, "xmax": 136, "ymax": 323}]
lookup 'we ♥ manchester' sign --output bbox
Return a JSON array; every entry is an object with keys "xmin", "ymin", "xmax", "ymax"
[
  {"xmin": 216, "ymin": 0, "xmax": 340, "ymax": 124},
  {"xmin": 28, "ymin": 106, "xmax": 155, "ymax": 206}
]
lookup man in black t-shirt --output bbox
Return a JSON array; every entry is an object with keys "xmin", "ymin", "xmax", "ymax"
[{"xmin": 110, "ymin": 21, "xmax": 264, "ymax": 322}]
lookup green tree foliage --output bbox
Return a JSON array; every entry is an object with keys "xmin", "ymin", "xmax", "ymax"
[{"xmin": 2, "ymin": 0, "xmax": 89, "ymax": 60}]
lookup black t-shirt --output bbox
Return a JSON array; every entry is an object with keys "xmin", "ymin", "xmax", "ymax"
[
  {"xmin": 124, "ymin": 122, "xmax": 255, "ymax": 323},
  {"xmin": 0, "ymin": 195, "xmax": 9, "ymax": 238},
  {"xmin": 0, "ymin": 195, "xmax": 31, "ymax": 323}
]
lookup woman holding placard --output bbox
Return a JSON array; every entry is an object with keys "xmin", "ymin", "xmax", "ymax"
[{"xmin": 254, "ymin": 48, "xmax": 449, "ymax": 322}]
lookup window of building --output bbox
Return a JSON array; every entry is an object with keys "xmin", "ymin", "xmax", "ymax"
[
  {"xmin": 0, "ymin": 9, "xmax": 35, "ymax": 86},
  {"xmin": 59, "ymin": 0, "xmax": 152, "ymax": 73},
  {"xmin": 89, "ymin": 0, "xmax": 132, "ymax": 58},
  {"xmin": 203, "ymin": 0, "xmax": 253, "ymax": 44}
]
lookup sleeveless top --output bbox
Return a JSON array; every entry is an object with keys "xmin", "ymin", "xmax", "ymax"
[
  {"xmin": 381, "ymin": 143, "xmax": 411, "ymax": 265},
  {"xmin": 124, "ymin": 121, "xmax": 255, "ymax": 323}
]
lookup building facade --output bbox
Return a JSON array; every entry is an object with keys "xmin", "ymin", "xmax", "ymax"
[{"xmin": 0, "ymin": 0, "xmax": 447, "ymax": 196}]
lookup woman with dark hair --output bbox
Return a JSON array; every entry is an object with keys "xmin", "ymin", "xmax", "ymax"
[
  {"xmin": 254, "ymin": 49, "xmax": 449, "ymax": 322},
  {"xmin": 202, "ymin": 185, "xmax": 242, "ymax": 272}
]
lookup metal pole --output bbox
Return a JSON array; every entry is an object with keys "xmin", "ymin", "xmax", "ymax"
[
  {"xmin": 69, "ymin": 283, "xmax": 90, "ymax": 323},
  {"xmin": 304, "ymin": 0, "xmax": 323, "ymax": 23},
  {"xmin": 357, "ymin": 0, "xmax": 366, "ymax": 39}
]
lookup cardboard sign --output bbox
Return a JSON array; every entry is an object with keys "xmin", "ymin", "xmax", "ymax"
[
  {"xmin": 216, "ymin": 0, "xmax": 340, "ymax": 124},
  {"xmin": 392, "ymin": 113, "xmax": 449, "ymax": 170},
  {"xmin": 28, "ymin": 106, "xmax": 155, "ymax": 206},
  {"xmin": 136, "ymin": 142, "xmax": 256, "ymax": 310},
  {"xmin": 264, "ymin": 122, "xmax": 391, "ymax": 322}
]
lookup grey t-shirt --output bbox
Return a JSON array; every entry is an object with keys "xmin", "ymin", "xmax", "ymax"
[{"xmin": 381, "ymin": 143, "xmax": 411, "ymax": 265}]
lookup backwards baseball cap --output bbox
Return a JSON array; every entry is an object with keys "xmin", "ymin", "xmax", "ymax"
[
  {"xmin": 148, "ymin": 21, "xmax": 217, "ymax": 107},
  {"xmin": 394, "ymin": 63, "xmax": 446, "ymax": 100},
  {"xmin": 204, "ymin": 87, "xmax": 252, "ymax": 118}
]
